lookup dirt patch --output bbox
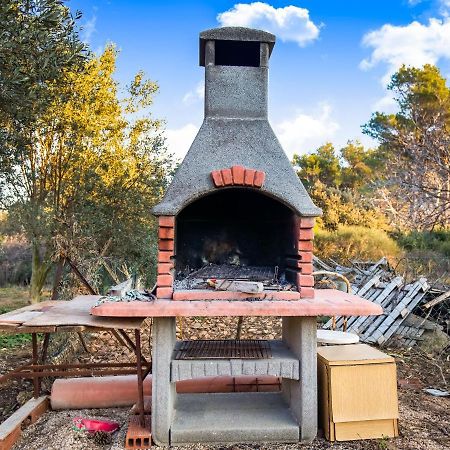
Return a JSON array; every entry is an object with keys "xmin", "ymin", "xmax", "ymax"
[{"xmin": 0, "ymin": 345, "xmax": 34, "ymax": 423}]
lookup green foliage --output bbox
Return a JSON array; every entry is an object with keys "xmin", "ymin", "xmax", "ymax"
[
  {"xmin": 0, "ymin": 0, "xmax": 86, "ymax": 179},
  {"xmin": 293, "ymin": 143, "xmax": 342, "ymax": 189},
  {"xmin": 308, "ymin": 180, "xmax": 387, "ymax": 231},
  {"xmin": 293, "ymin": 141, "xmax": 387, "ymax": 231},
  {"xmin": 0, "ymin": 333, "xmax": 32, "ymax": 349},
  {"xmin": 396, "ymin": 230, "xmax": 450, "ymax": 258},
  {"xmin": 363, "ymin": 64, "xmax": 450, "ymax": 230},
  {"xmin": 0, "ymin": 6, "xmax": 173, "ymax": 300},
  {"xmin": 315, "ymin": 225, "xmax": 401, "ymax": 262}
]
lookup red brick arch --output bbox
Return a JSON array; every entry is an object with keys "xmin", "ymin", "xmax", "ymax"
[{"xmin": 211, "ymin": 166, "xmax": 266, "ymax": 188}]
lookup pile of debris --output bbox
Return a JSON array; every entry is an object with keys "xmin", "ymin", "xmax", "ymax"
[{"xmin": 316, "ymin": 257, "xmax": 450, "ymax": 348}]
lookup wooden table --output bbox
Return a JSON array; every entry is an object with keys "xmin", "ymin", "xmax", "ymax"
[{"xmin": 0, "ymin": 297, "xmax": 148, "ymax": 426}]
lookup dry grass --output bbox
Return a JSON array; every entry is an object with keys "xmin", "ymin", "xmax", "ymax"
[{"xmin": 0, "ymin": 286, "xmax": 30, "ymax": 313}]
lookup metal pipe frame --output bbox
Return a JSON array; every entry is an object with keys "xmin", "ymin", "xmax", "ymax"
[{"xmin": 0, "ymin": 329, "xmax": 149, "ymax": 402}]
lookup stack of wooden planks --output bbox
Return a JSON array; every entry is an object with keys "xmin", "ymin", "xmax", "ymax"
[{"xmin": 317, "ymin": 257, "xmax": 449, "ymax": 347}]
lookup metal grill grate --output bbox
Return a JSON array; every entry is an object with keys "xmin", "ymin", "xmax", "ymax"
[
  {"xmin": 174, "ymin": 339, "xmax": 272, "ymax": 360},
  {"xmin": 188, "ymin": 265, "xmax": 276, "ymax": 282}
]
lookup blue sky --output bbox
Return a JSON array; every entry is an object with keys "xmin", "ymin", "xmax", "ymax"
[{"xmin": 69, "ymin": 0, "xmax": 450, "ymax": 160}]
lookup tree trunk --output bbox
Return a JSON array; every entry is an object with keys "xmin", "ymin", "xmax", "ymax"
[{"xmin": 30, "ymin": 241, "xmax": 51, "ymax": 304}]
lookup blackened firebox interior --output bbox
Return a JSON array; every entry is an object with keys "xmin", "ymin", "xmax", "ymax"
[
  {"xmin": 175, "ymin": 189, "xmax": 296, "ymax": 278},
  {"xmin": 214, "ymin": 40, "xmax": 260, "ymax": 67}
]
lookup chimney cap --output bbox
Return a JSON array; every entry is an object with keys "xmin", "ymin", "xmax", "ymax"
[{"xmin": 199, "ymin": 26, "xmax": 275, "ymax": 66}]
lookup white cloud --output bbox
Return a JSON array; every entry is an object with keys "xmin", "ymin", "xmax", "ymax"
[
  {"xmin": 274, "ymin": 103, "xmax": 340, "ymax": 158},
  {"xmin": 81, "ymin": 15, "xmax": 97, "ymax": 44},
  {"xmin": 182, "ymin": 80, "xmax": 204, "ymax": 105},
  {"xmin": 217, "ymin": 2, "xmax": 320, "ymax": 46},
  {"xmin": 164, "ymin": 124, "xmax": 199, "ymax": 161},
  {"xmin": 360, "ymin": 18, "xmax": 450, "ymax": 84},
  {"xmin": 372, "ymin": 93, "xmax": 398, "ymax": 113}
]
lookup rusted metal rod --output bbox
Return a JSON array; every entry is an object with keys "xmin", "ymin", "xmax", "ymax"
[
  {"xmin": 8, "ymin": 368, "xmax": 147, "ymax": 378},
  {"xmin": 109, "ymin": 329, "xmax": 133, "ymax": 351},
  {"xmin": 65, "ymin": 257, "xmax": 97, "ymax": 295},
  {"xmin": 32, "ymin": 333, "xmax": 40, "ymax": 398},
  {"xmin": 118, "ymin": 329, "xmax": 148, "ymax": 364},
  {"xmin": 19, "ymin": 361, "xmax": 151, "ymax": 370},
  {"xmin": 134, "ymin": 329, "xmax": 146, "ymax": 427},
  {"xmin": 40, "ymin": 333, "xmax": 50, "ymax": 363},
  {"xmin": 0, "ymin": 360, "xmax": 34, "ymax": 383}
]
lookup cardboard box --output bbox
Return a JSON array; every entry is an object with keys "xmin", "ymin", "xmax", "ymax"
[{"xmin": 318, "ymin": 343, "xmax": 399, "ymax": 441}]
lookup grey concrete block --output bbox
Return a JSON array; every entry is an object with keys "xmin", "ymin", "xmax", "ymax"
[
  {"xmin": 171, "ymin": 392, "xmax": 299, "ymax": 444},
  {"xmin": 199, "ymin": 27, "xmax": 275, "ymax": 66},
  {"xmin": 171, "ymin": 340, "xmax": 299, "ymax": 382},
  {"xmin": 153, "ymin": 119, "xmax": 320, "ymax": 217},
  {"xmin": 282, "ymin": 316, "xmax": 318, "ymax": 442},
  {"xmin": 152, "ymin": 317, "xmax": 177, "ymax": 446}
]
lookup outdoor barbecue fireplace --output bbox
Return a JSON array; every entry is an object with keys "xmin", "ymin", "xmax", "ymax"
[
  {"xmin": 89, "ymin": 26, "xmax": 383, "ymax": 448},
  {"xmin": 153, "ymin": 26, "xmax": 321, "ymax": 300}
]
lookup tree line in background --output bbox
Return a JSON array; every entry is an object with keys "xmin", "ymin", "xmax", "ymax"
[
  {"xmin": 293, "ymin": 64, "xmax": 450, "ymax": 266},
  {"xmin": 0, "ymin": 1, "xmax": 449, "ymax": 302}
]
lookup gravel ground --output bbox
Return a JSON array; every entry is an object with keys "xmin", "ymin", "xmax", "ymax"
[{"xmin": 3, "ymin": 317, "xmax": 449, "ymax": 450}]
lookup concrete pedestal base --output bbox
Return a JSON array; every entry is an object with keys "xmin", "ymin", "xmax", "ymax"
[{"xmin": 151, "ymin": 316, "xmax": 318, "ymax": 446}]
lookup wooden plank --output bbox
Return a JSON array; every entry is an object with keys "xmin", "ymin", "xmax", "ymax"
[
  {"xmin": 0, "ymin": 301, "xmax": 58, "ymax": 325},
  {"xmin": 334, "ymin": 419, "xmax": 398, "ymax": 441},
  {"xmin": 0, "ymin": 311, "xmax": 43, "ymax": 325},
  {"xmin": 213, "ymin": 279, "xmax": 264, "ymax": 294},
  {"xmin": 317, "ymin": 344, "xmax": 394, "ymax": 366},
  {"xmin": 360, "ymin": 283, "xmax": 419, "ymax": 341},
  {"xmin": 356, "ymin": 274, "xmax": 381, "ymax": 296},
  {"xmin": 352, "ymin": 277, "xmax": 404, "ymax": 330},
  {"xmin": 21, "ymin": 296, "xmax": 143, "ymax": 330},
  {"xmin": 335, "ymin": 283, "xmax": 389, "ymax": 330},
  {"xmin": 318, "ymin": 359, "xmax": 332, "ymax": 440},
  {"xmin": 355, "ymin": 287, "xmax": 406, "ymax": 338},
  {"xmin": 368, "ymin": 279, "xmax": 429, "ymax": 344},
  {"xmin": 329, "ymin": 363, "xmax": 398, "ymax": 422},
  {"xmin": 0, "ymin": 396, "xmax": 49, "ymax": 446},
  {"xmin": 423, "ymin": 289, "xmax": 450, "ymax": 309},
  {"xmin": 345, "ymin": 277, "xmax": 404, "ymax": 334}
]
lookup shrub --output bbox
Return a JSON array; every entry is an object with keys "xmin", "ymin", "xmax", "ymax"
[
  {"xmin": 397, "ymin": 230, "xmax": 450, "ymax": 258},
  {"xmin": 315, "ymin": 225, "xmax": 402, "ymax": 262},
  {"xmin": 0, "ymin": 235, "xmax": 32, "ymax": 286}
]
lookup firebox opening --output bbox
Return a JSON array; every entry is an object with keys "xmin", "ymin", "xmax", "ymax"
[
  {"xmin": 214, "ymin": 40, "xmax": 260, "ymax": 67},
  {"xmin": 175, "ymin": 189, "xmax": 297, "ymax": 290}
]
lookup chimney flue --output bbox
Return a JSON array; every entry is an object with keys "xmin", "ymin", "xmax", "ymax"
[{"xmin": 200, "ymin": 27, "xmax": 275, "ymax": 119}]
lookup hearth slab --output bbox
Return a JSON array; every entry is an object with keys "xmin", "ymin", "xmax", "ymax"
[{"xmin": 90, "ymin": 289, "xmax": 383, "ymax": 318}]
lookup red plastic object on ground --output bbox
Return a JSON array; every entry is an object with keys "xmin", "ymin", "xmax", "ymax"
[{"xmin": 73, "ymin": 417, "xmax": 120, "ymax": 433}]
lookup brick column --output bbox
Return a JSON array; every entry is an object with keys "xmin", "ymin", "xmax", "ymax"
[
  {"xmin": 157, "ymin": 216, "xmax": 175, "ymax": 299},
  {"xmin": 286, "ymin": 217, "xmax": 315, "ymax": 299}
]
